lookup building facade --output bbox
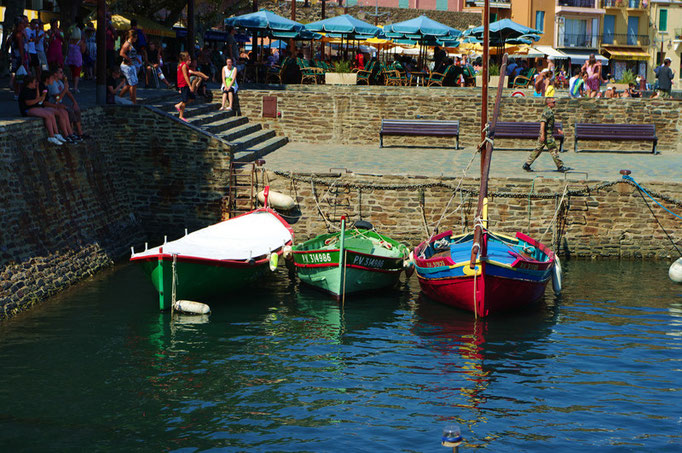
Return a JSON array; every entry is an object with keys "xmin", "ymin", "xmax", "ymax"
[
  {"xmin": 649, "ymin": 0, "xmax": 682, "ymax": 88},
  {"xmin": 598, "ymin": 0, "xmax": 651, "ymax": 81},
  {"xmin": 510, "ymin": 0, "xmax": 556, "ymax": 46}
]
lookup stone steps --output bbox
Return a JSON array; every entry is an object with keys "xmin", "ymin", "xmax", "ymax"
[
  {"xmin": 146, "ymin": 100, "xmax": 286, "ymax": 164},
  {"xmin": 233, "ymin": 136, "xmax": 289, "ymax": 162}
]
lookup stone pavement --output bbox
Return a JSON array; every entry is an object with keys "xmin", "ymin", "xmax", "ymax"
[{"xmin": 263, "ymin": 142, "xmax": 682, "ymax": 183}]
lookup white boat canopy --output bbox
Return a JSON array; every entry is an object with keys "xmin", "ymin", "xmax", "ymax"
[{"xmin": 131, "ymin": 210, "xmax": 293, "ymax": 261}]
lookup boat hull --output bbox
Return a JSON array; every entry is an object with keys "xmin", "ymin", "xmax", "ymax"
[
  {"xmin": 292, "ymin": 229, "xmax": 408, "ymax": 299},
  {"xmin": 414, "ymin": 230, "xmax": 555, "ymax": 316},
  {"xmin": 138, "ymin": 257, "xmax": 272, "ymax": 309},
  {"xmin": 297, "ymin": 263, "xmax": 402, "ymax": 298}
]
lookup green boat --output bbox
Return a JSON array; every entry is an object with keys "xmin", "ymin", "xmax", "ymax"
[
  {"xmin": 130, "ymin": 205, "xmax": 294, "ymax": 310},
  {"xmin": 290, "ymin": 218, "xmax": 411, "ymax": 299}
]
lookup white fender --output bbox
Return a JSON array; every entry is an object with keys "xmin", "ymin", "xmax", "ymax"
[
  {"xmin": 283, "ymin": 245, "xmax": 293, "ymax": 260},
  {"xmin": 258, "ymin": 190, "xmax": 295, "ymax": 211},
  {"xmin": 669, "ymin": 257, "xmax": 682, "ymax": 283},
  {"xmin": 552, "ymin": 255, "xmax": 562, "ymax": 294},
  {"xmin": 173, "ymin": 300, "xmax": 211, "ymax": 315}
]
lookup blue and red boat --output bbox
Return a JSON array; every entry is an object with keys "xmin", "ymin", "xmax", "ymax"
[{"xmin": 413, "ymin": 52, "xmax": 560, "ymax": 317}]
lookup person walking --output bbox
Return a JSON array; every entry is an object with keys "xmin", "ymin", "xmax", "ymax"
[
  {"xmin": 654, "ymin": 57, "xmax": 674, "ymax": 98},
  {"xmin": 119, "ymin": 29, "xmax": 139, "ymax": 104},
  {"xmin": 174, "ymin": 51, "xmax": 195, "ymax": 121},
  {"xmin": 523, "ymin": 97, "xmax": 570, "ymax": 173}
]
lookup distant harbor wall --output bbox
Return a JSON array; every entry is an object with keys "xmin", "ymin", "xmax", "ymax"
[
  {"xmin": 237, "ymin": 86, "xmax": 682, "ymax": 154},
  {"xmin": 0, "ymin": 106, "xmax": 231, "ymax": 321}
]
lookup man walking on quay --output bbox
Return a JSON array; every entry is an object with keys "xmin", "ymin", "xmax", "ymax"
[
  {"xmin": 523, "ymin": 97, "xmax": 571, "ymax": 173},
  {"xmin": 654, "ymin": 57, "xmax": 674, "ymax": 98}
]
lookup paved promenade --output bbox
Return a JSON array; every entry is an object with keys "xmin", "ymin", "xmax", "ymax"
[
  {"xmin": 2, "ymin": 78, "xmax": 679, "ymax": 184},
  {"xmin": 265, "ymin": 142, "xmax": 682, "ymax": 183}
]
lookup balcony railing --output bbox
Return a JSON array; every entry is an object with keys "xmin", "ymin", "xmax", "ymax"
[
  {"xmin": 601, "ymin": 0, "xmax": 646, "ymax": 7},
  {"xmin": 601, "ymin": 33, "xmax": 650, "ymax": 45},
  {"xmin": 558, "ymin": 33, "xmax": 600, "ymax": 47},
  {"xmin": 558, "ymin": 0, "xmax": 596, "ymax": 7}
]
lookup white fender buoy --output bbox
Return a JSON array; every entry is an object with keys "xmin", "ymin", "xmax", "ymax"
[
  {"xmin": 258, "ymin": 190, "xmax": 295, "ymax": 211},
  {"xmin": 173, "ymin": 300, "xmax": 211, "ymax": 315},
  {"xmin": 552, "ymin": 255, "xmax": 562, "ymax": 294},
  {"xmin": 670, "ymin": 257, "xmax": 682, "ymax": 283},
  {"xmin": 283, "ymin": 245, "xmax": 293, "ymax": 260},
  {"xmin": 269, "ymin": 253, "xmax": 279, "ymax": 271}
]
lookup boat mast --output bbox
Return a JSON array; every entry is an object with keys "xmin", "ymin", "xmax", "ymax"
[{"xmin": 470, "ymin": 0, "xmax": 508, "ymax": 269}]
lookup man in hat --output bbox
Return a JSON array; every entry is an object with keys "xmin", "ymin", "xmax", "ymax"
[
  {"xmin": 654, "ymin": 57, "xmax": 674, "ymax": 98},
  {"xmin": 523, "ymin": 97, "xmax": 570, "ymax": 173}
]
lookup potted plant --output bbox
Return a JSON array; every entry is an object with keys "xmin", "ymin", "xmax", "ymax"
[{"xmin": 325, "ymin": 60, "xmax": 358, "ymax": 85}]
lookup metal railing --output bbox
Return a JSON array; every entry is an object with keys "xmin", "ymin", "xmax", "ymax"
[
  {"xmin": 601, "ymin": 33, "xmax": 650, "ymax": 45},
  {"xmin": 558, "ymin": 0, "xmax": 596, "ymax": 7},
  {"xmin": 601, "ymin": 0, "xmax": 646, "ymax": 7},
  {"xmin": 558, "ymin": 33, "xmax": 599, "ymax": 47}
]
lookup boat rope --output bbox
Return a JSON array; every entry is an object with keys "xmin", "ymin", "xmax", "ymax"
[
  {"xmin": 171, "ymin": 254, "xmax": 177, "ymax": 317},
  {"xmin": 429, "ymin": 147, "xmax": 481, "ymax": 241},
  {"xmin": 527, "ymin": 176, "xmax": 540, "ymax": 230},
  {"xmin": 311, "ymin": 178, "xmax": 335, "ymax": 231},
  {"xmin": 624, "ymin": 177, "xmax": 682, "ymax": 257},
  {"xmin": 622, "ymin": 175, "xmax": 682, "ymax": 221},
  {"xmin": 538, "ymin": 183, "xmax": 569, "ymax": 246},
  {"xmin": 273, "ymin": 170, "xmax": 647, "ymax": 200}
]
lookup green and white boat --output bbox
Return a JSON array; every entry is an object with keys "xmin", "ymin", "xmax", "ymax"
[
  {"xmin": 290, "ymin": 218, "xmax": 411, "ymax": 299},
  {"xmin": 131, "ymin": 196, "xmax": 294, "ymax": 310}
]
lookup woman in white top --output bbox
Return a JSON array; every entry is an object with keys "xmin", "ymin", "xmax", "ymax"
[{"xmin": 220, "ymin": 57, "xmax": 238, "ymax": 111}]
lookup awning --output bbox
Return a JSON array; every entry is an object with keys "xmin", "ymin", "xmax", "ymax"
[
  {"xmin": 602, "ymin": 47, "xmax": 649, "ymax": 61},
  {"xmin": 89, "ymin": 13, "xmax": 175, "ymax": 38},
  {"xmin": 560, "ymin": 50, "xmax": 608, "ymax": 64},
  {"xmin": 534, "ymin": 45, "xmax": 569, "ymax": 59}
]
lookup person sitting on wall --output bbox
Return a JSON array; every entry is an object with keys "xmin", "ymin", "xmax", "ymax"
[
  {"xmin": 219, "ymin": 57, "xmax": 238, "ymax": 112},
  {"xmin": 106, "ymin": 66, "xmax": 133, "ymax": 105},
  {"xmin": 18, "ymin": 74, "xmax": 68, "ymax": 145},
  {"xmin": 188, "ymin": 59, "xmax": 210, "ymax": 99},
  {"xmin": 41, "ymin": 71, "xmax": 79, "ymax": 143},
  {"xmin": 47, "ymin": 66, "xmax": 85, "ymax": 140},
  {"xmin": 626, "ymin": 82, "xmax": 640, "ymax": 98}
]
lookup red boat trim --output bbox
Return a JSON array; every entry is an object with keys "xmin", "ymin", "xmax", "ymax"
[
  {"xmin": 294, "ymin": 262, "xmax": 400, "ymax": 274},
  {"xmin": 130, "ymin": 241, "xmax": 292, "ymax": 268},
  {"xmin": 515, "ymin": 231, "xmax": 554, "ymax": 260}
]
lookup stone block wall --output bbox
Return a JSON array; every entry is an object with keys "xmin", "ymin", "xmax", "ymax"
[
  {"xmin": 236, "ymin": 86, "xmax": 682, "ymax": 153},
  {"xmin": 249, "ymin": 169, "xmax": 682, "ymax": 260},
  {"xmin": 0, "ymin": 106, "xmax": 232, "ymax": 321}
]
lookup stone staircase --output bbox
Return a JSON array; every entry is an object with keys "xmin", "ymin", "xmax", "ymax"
[{"xmin": 148, "ymin": 100, "xmax": 288, "ymax": 163}]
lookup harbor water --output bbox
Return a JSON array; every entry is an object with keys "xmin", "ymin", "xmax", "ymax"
[{"xmin": 0, "ymin": 260, "xmax": 680, "ymax": 452}]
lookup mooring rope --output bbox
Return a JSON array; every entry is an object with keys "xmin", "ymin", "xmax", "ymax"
[
  {"xmin": 539, "ymin": 183, "xmax": 569, "ymax": 245},
  {"xmin": 622, "ymin": 175, "xmax": 682, "ymax": 220}
]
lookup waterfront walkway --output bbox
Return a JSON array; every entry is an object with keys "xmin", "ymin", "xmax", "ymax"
[
  {"xmin": 2, "ymin": 78, "xmax": 679, "ymax": 184},
  {"xmin": 265, "ymin": 142, "xmax": 682, "ymax": 183}
]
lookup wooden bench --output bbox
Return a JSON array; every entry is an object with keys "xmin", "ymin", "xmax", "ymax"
[
  {"xmin": 574, "ymin": 123, "xmax": 658, "ymax": 154},
  {"xmin": 493, "ymin": 121, "xmax": 565, "ymax": 152},
  {"xmin": 380, "ymin": 119, "xmax": 460, "ymax": 149}
]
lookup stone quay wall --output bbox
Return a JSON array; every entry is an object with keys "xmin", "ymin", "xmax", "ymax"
[
  {"xmin": 237, "ymin": 86, "xmax": 682, "ymax": 154},
  {"xmin": 0, "ymin": 106, "xmax": 231, "ymax": 321},
  {"xmin": 251, "ymin": 169, "xmax": 682, "ymax": 260}
]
